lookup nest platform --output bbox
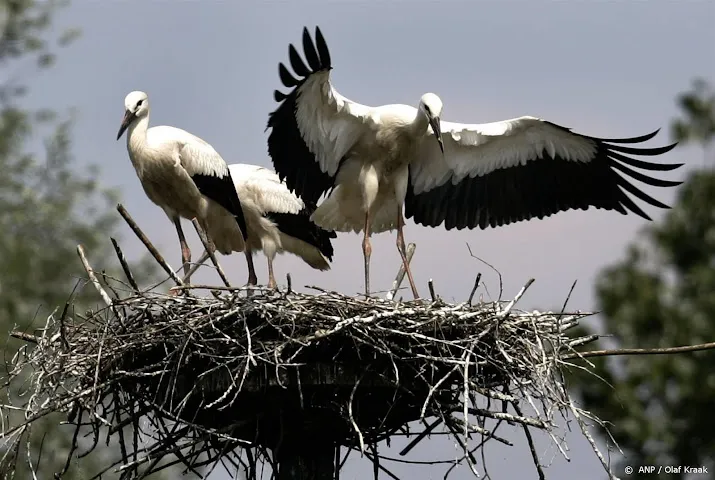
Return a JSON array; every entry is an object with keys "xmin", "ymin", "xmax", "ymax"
[{"xmin": 4, "ymin": 282, "xmax": 604, "ymax": 479}]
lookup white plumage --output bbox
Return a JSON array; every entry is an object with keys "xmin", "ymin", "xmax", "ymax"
[
  {"xmin": 191, "ymin": 163, "xmax": 337, "ymax": 288},
  {"xmin": 116, "ymin": 90, "xmax": 249, "ymax": 283},
  {"xmin": 266, "ymin": 27, "xmax": 683, "ymax": 299}
]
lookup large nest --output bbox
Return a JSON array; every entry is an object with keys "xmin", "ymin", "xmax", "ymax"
[
  {"xmin": 2, "ymin": 285, "xmax": 606, "ymax": 478},
  {"xmin": 1, "ymin": 207, "xmax": 617, "ymax": 480}
]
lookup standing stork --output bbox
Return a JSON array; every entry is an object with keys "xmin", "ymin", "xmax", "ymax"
[
  {"xmin": 116, "ymin": 91, "xmax": 250, "ymax": 283},
  {"xmin": 187, "ymin": 163, "xmax": 338, "ymax": 288},
  {"xmin": 266, "ymin": 27, "xmax": 683, "ymax": 299}
]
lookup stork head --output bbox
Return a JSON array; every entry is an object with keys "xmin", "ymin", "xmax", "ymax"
[
  {"xmin": 117, "ymin": 91, "xmax": 149, "ymax": 140},
  {"xmin": 419, "ymin": 93, "xmax": 444, "ymax": 154}
]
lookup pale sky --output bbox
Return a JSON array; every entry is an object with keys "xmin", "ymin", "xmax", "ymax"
[{"xmin": 22, "ymin": 0, "xmax": 715, "ymax": 479}]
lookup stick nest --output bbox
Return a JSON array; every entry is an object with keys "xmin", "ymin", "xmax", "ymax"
[
  {"xmin": 2, "ymin": 281, "xmax": 602, "ymax": 479},
  {"xmin": 2, "ymin": 207, "xmax": 613, "ymax": 479}
]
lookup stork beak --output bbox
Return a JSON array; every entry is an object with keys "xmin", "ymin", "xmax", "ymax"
[
  {"xmin": 116, "ymin": 109, "xmax": 136, "ymax": 140},
  {"xmin": 429, "ymin": 115, "xmax": 444, "ymax": 154}
]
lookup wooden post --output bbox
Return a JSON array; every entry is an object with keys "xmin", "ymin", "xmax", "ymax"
[{"xmin": 276, "ymin": 439, "xmax": 335, "ymax": 480}]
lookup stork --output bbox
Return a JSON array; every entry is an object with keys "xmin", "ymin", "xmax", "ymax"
[
  {"xmin": 186, "ymin": 163, "xmax": 337, "ymax": 288},
  {"xmin": 266, "ymin": 27, "xmax": 682, "ymax": 299},
  {"xmin": 116, "ymin": 91, "xmax": 250, "ymax": 283}
]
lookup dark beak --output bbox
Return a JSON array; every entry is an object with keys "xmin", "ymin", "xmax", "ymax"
[
  {"xmin": 429, "ymin": 115, "xmax": 444, "ymax": 154},
  {"xmin": 116, "ymin": 109, "xmax": 136, "ymax": 140}
]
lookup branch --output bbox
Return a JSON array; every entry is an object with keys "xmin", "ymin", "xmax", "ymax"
[
  {"xmin": 116, "ymin": 203, "xmax": 184, "ymax": 287},
  {"xmin": 10, "ymin": 331, "xmax": 39, "ymax": 344},
  {"xmin": 190, "ymin": 218, "xmax": 231, "ymax": 288},
  {"xmin": 564, "ymin": 341, "xmax": 715, "ymax": 359},
  {"xmin": 77, "ymin": 244, "xmax": 114, "ymax": 308},
  {"xmin": 386, "ymin": 242, "xmax": 416, "ymax": 301}
]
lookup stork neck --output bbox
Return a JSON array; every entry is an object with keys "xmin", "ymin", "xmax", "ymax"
[
  {"xmin": 127, "ymin": 115, "xmax": 149, "ymax": 148},
  {"xmin": 410, "ymin": 109, "xmax": 429, "ymax": 135}
]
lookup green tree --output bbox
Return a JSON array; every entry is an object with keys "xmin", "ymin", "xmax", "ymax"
[
  {"xmin": 567, "ymin": 79, "xmax": 715, "ymax": 478},
  {"xmin": 0, "ymin": 1, "xmax": 160, "ymax": 477}
]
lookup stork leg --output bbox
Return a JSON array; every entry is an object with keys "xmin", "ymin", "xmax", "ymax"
[
  {"xmin": 362, "ymin": 211, "xmax": 373, "ymax": 298},
  {"xmin": 174, "ymin": 218, "xmax": 191, "ymax": 279},
  {"xmin": 244, "ymin": 247, "xmax": 258, "ymax": 286},
  {"xmin": 396, "ymin": 206, "xmax": 419, "ymax": 299},
  {"xmin": 266, "ymin": 255, "xmax": 277, "ymax": 290}
]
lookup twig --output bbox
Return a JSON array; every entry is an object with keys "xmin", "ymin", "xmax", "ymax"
[
  {"xmin": 386, "ymin": 243, "xmax": 416, "ymax": 301},
  {"xmin": 428, "ymin": 279, "xmax": 436, "ymax": 301},
  {"xmin": 512, "ymin": 400, "xmax": 545, "ymax": 480},
  {"xmin": 169, "ymin": 284, "xmax": 262, "ymax": 292},
  {"xmin": 466, "ymin": 243, "xmax": 503, "ymax": 301},
  {"xmin": 9, "ymin": 331, "xmax": 39, "ymax": 343},
  {"xmin": 398, "ymin": 418, "xmax": 442, "ymax": 456},
  {"xmin": 116, "ymin": 203, "xmax": 184, "ymax": 287},
  {"xmin": 77, "ymin": 245, "xmax": 115, "ymax": 308},
  {"xmin": 564, "ymin": 342, "xmax": 715, "ymax": 359},
  {"xmin": 190, "ymin": 219, "xmax": 231, "ymax": 288},
  {"xmin": 467, "ymin": 273, "xmax": 482, "ymax": 305},
  {"xmin": 498, "ymin": 278, "xmax": 535, "ymax": 319},
  {"xmin": 110, "ymin": 237, "xmax": 139, "ymax": 291}
]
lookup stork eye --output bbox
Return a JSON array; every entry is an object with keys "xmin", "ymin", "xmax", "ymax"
[{"xmin": 137, "ymin": 99, "xmax": 144, "ymax": 107}]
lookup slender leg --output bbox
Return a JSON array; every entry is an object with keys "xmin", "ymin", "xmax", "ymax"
[
  {"xmin": 266, "ymin": 255, "xmax": 277, "ymax": 290},
  {"xmin": 174, "ymin": 218, "xmax": 191, "ymax": 278},
  {"xmin": 244, "ymin": 247, "xmax": 258, "ymax": 286},
  {"xmin": 362, "ymin": 211, "xmax": 372, "ymax": 298},
  {"xmin": 396, "ymin": 206, "xmax": 419, "ymax": 299}
]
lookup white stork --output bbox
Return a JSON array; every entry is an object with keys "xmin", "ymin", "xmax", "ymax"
[
  {"xmin": 188, "ymin": 163, "xmax": 338, "ymax": 288},
  {"xmin": 266, "ymin": 27, "xmax": 682, "ymax": 299},
  {"xmin": 116, "ymin": 91, "xmax": 250, "ymax": 283}
]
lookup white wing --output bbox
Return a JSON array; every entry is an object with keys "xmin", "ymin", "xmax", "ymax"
[
  {"xmin": 406, "ymin": 116, "xmax": 682, "ymax": 230},
  {"xmin": 149, "ymin": 125, "xmax": 248, "ymax": 238},
  {"xmin": 267, "ymin": 26, "xmax": 375, "ymax": 206},
  {"xmin": 149, "ymin": 126, "xmax": 228, "ymax": 178},
  {"xmin": 228, "ymin": 163, "xmax": 304, "ymax": 215}
]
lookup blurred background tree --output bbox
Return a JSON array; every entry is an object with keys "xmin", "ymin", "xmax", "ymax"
[
  {"xmin": 567, "ymin": 78, "xmax": 715, "ymax": 479},
  {"xmin": 0, "ymin": 0, "xmax": 163, "ymax": 478}
]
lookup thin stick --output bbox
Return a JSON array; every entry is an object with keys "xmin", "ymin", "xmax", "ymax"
[
  {"xmin": 9, "ymin": 331, "xmax": 39, "ymax": 343},
  {"xmin": 498, "ymin": 278, "xmax": 535, "ymax": 319},
  {"xmin": 110, "ymin": 238, "xmax": 139, "ymax": 291},
  {"xmin": 428, "ymin": 279, "xmax": 436, "ymax": 301},
  {"xmin": 386, "ymin": 243, "xmax": 416, "ymax": 301},
  {"xmin": 399, "ymin": 418, "xmax": 442, "ymax": 456},
  {"xmin": 512, "ymin": 400, "xmax": 546, "ymax": 480},
  {"xmin": 116, "ymin": 203, "xmax": 184, "ymax": 287},
  {"xmin": 467, "ymin": 273, "xmax": 482, "ymax": 305},
  {"xmin": 564, "ymin": 342, "xmax": 715, "ymax": 359},
  {"xmin": 286, "ymin": 273, "xmax": 292, "ymax": 294},
  {"xmin": 181, "ymin": 252, "xmax": 210, "ymax": 284},
  {"xmin": 190, "ymin": 219, "xmax": 231, "ymax": 288},
  {"xmin": 77, "ymin": 245, "xmax": 114, "ymax": 308},
  {"xmin": 169, "ymin": 284, "xmax": 263, "ymax": 292}
]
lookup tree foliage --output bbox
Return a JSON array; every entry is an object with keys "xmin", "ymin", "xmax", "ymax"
[
  {"xmin": 0, "ymin": 1, "xmax": 159, "ymax": 478},
  {"xmin": 567, "ymin": 79, "xmax": 715, "ymax": 479}
]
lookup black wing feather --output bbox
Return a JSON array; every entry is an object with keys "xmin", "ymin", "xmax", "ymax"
[
  {"xmin": 267, "ymin": 26, "xmax": 336, "ymax": 207},
  {"xmin": 192, "ymin": 172, "xmax": 249, "ymax": 241},
  {"xmin": 405, "ymin": 131, "xmax": 681, "ymax": 230},
  {"xmin": 265, "ymin": 204, "xmax": 337, "ymax": 260}
]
